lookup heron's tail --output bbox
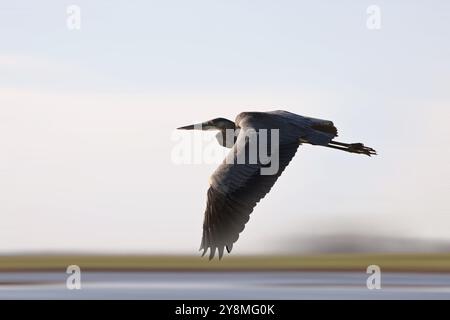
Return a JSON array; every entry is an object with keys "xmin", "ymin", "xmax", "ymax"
[{"xmin": 327, "ymin": 140, "xmax": 377, "ymax": 156}]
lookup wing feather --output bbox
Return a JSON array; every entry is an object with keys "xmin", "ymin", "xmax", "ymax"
[{"xmin": 200, "ymin": 123, "xmax": 300, "ymax": 259}]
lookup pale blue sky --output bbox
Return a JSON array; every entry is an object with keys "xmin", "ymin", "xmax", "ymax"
[{"xmin": 0, "ymin": 1, "xmax": 449, "ymax": 254}]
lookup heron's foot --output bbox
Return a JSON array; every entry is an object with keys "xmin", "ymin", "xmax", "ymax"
[
  {"xmin": 348, "ymin": 143, "xmax": 377, "ymax": 156},
  {"xmin": 328, "ymin": 141, "xmax": 377, "ymax": 156}
]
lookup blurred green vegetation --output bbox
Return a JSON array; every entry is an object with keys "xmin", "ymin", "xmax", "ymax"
[{"xmin": 1, "ymin": 253, "xmax": 450, "ymax": 272}]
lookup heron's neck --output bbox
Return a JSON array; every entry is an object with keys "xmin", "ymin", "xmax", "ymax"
[{"xmin": 216, "ymin": 128, "xmax": 238, "ymax": 148}]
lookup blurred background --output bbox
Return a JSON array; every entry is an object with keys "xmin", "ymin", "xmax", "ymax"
[{"xmin": 0, "ymin": 1, "xmax": 450, "ymax": 297}]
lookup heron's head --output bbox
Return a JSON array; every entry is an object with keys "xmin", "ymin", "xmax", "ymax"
[{"xmin": 177, "ymin": 118, "xmax": 235, "ymax": 131}]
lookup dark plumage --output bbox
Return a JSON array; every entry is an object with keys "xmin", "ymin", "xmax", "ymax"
[{"xmin": 178, "ymin": 110, "xmax": 376, "ymax": 259}]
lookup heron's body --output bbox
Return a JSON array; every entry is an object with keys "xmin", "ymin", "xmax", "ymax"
[{"xmin": 178, "ymin": 110, "xmax": 376, "ymax": 260}]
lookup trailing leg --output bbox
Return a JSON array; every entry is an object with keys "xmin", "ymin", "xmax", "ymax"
[{"xmin": 327, "ymin": 140, "xmax": 377, "ymax": 156}]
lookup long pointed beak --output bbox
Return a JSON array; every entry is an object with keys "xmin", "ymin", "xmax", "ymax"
[
  {"xmin": 177, "ymin": 124, "xmax": 197, "ymax": 130},
  {"xmin": 177, "ymin": 122, "xmax": 208, "ymax": 130}
]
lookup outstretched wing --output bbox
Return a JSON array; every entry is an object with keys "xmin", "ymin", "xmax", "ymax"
[{"xmin": 200, "ymin": 124, "xmax": 300, "ymax": 260}]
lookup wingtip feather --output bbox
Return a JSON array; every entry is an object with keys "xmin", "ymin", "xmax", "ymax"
[
  {"xmin": 208, "ymin": 247, "xmax": 216, "ymax": 260},
  {"xmin": 218, "ymin": 246, "xmax": 224, "ymax": 260}
]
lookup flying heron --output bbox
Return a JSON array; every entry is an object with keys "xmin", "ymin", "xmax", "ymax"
[{"xmin": 177, "ymin": 110, "xmax": 376, "ymax": 260}]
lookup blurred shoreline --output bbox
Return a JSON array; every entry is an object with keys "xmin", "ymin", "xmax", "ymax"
[{"xmin": 1, "ymin": 253, "xmax": 450, "ymax": 273}]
